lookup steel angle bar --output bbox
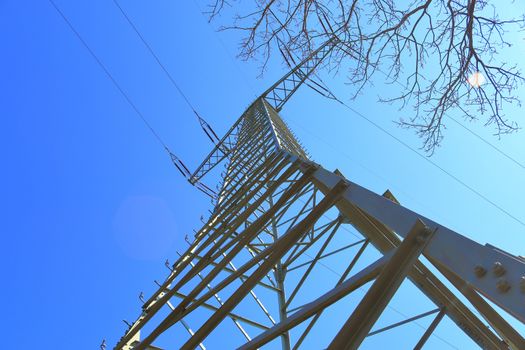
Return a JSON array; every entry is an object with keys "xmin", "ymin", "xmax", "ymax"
[
  {"xmin": 261, "ymin": 36, "xmax": 339, "ymax": 112},
  {"xmin": 290, "ymin": 153, "xmax": 525, "ymax": 326},
  {"xmin": 168, "ymin": 291, "xmax": 270, "ymax": 331},
  {"xmin": 413, "ymin": 308, "xmax": 447, "ymax": 350},
  {"xmin": 215, "ymin": 151, "xmax": 287, "ymax": 213},
  {"xmin": 190, "ymin": 110, "xmax": 245, "ymax": 183},
  {"xmin": 115, "ymin": 156, "xmax": 296, "ymax": 349},
  {"xmin": 209, "ymin": 242, "xmax": 278, "ymax": 326},
  {"xmin": 132, "ymin": 169, "xmax": 317, "ymax": 350},
  {"xmin": 366, "ymin": 308, "xmax": 441, "ymax": 337},
  {"xmin": 178, "ymin": 181, "xmax": 348, "ymax": 350},
  {"xmin": 237, "ymin": 248, "xmax": 389, "ymax": 350},
  {"xmin": 283, "ymin": 218, "xmax": 340, "ymax": 270},
  {"xmin": 327, "ymin": 183, "xmax": 509, "ymax": 349},
  {"xmin": 161, "ymin": 293, "xmax": 206, "ymax": 350},
  {"xmin": 180, "ymin": 318, "xmax": 206, "ymax": 350},
  {"xmin": 287, "ymin": 239, "xmax": 367, "ymax": 273},
  {"xmin": 185, "ymin": 257, "xmax": 252, "ymax": 341},
  {"xmin": 285, "ymin": 219, "xmax": 341, "ymax": 308},
  {"xmin": 291, "ymin": 239, "xmax": 371, "ymax": 350},
  {"xmin": 327, "ymin": 220, "xmax": 436, "ymax": 350},
  {"xmin": 351, "ymin": 207, "xmax": 506, "ymax": 349},
  {"xmin": 439, "ymin": 268, "xmax": 525, "ymax": 350},
  {"xmin": 188, "ymin": 254, "xmax": 279, "ymax": 292}
]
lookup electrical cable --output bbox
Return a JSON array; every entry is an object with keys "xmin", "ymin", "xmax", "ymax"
[
  {"xmin": 48, "ymin": 0, "xmax": 169, "ymax": 152},
  {"xmin": 112, "ymin": 0, "xmax": 201, "ymax": 117},
  {"xmin": 49, "ymin": 0, "xmax": 217, "ymax": 200},
  {"xmin": 270, "ymin": 39, "xmax": 525, "ymax": 227},
  {"xmin": 48, "ymin": 3, "xmax": 512, "ymax": 347},
  {"xmin": 334, "ymin": 97, "xmax": 525, "ymax": 228},
  {"xmin": 190, "ymin": 0, "xmax": 259, "ymax": 99},
  {"xmin": 375, "ymin": 67, "xmax": 525, "ymax": 171}
]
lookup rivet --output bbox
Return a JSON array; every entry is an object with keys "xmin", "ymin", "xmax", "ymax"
[
  {"xmin": 493, "ymin": 262, "xmax": 506, "ymax": 277},
  {"xmin": 474, "ymin": 265, "xmax": 487, "ymax": 278},
  {"xmin": 415, "ymin": 227, "xmax": 433, "ymax": 244},
  {"xmin": 423, "ymin": 227, "xmax": 434, "ymax": 236},
  {"xmin": 496, "ymin": 279, "xmax": 511, "ymax": 293}
]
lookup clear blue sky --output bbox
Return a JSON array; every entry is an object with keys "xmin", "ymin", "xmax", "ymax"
[{"xmin": 1, "ymin": 1, "xmax": 524, "ymax": 349}]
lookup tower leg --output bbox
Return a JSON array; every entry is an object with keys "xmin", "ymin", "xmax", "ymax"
[{"xmin": 328, "ymin": 220, "xmax": 435, "ymax": 350}]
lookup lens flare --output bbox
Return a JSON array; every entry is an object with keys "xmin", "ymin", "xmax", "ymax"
[{"xmin": 467, "ymin": 71, "xmax": 485, "ymax": 88}]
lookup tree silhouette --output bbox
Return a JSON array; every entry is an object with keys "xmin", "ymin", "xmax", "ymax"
[{"xmin": 208, "ymin": 0, "xmax": 524, "ymax": 153}]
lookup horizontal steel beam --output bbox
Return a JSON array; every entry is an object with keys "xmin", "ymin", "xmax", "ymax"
[{"xmin": 290, "ymin": 154, "xmax": 525, "ymax": 325}]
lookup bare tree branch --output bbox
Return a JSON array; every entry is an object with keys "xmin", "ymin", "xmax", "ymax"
[{"xmin": 208, "ymin": 0, "xmax": 524, "ymax": 153}]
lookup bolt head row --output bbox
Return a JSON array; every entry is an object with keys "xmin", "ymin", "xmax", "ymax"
[{"xmin": 473, "ymin": 262, "xmax": 525, "ymax": 294}]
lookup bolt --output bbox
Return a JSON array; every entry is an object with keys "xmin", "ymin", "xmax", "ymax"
[
  {"xmin": 423, "ymin": 227, "xmax": 434, "ymax": 236},
  {"xmin": 474, "ymin": 265, "xmax": 487, "ymax": 278},
  {"xmin": 415, "ymin": 227, "xmax": 433, "ymax": 244},
  {"xmin": 493, "ymin": 262, "xmax": 506, "ymax": 277},
  {"xmin": 520, "ymin": 276, "xmax": 525, "ymax": 293},
  {"xmin": 496, "ymin": 279, "xmax": 511, "ymax": 293}
]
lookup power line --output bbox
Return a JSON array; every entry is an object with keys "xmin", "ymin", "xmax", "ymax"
[
  {"xmin": 375, "ymin": 68, "xmax": 525, "ymax": 171},
  {"xmin": 265, "ymin": 39, "xmax": 525, "ymax": 227},
  {"xmin": 285, "ymin": 118, "xmax": 445, "ymax": 223},
  {"xmin": 48, "ymin": 4, "xmax": 484, "ymax": 348},
  {"xmin": 112, "ymin": 0, "xmax": 202, "ymax": 117},
  {"xmin": 48, "ymin": 0, "xmax": 169, "ymax": 152},
  {"xmin": 113, "ymin": 0, "xmax": 233, "ymax": 153},
  {"xmin": 446, "ymin": 115, "xmax": 525, "ymax": 170},
  {"xmin": 334, "ymin": 97, "xmax": 525, "ymax": 228},
  {"xmin": 171, "ymin": 3, "xmax": 524, "ymax": 226},
  {"xmin": 338, "ymin": 41, "xmax": 525, "ymax": 171},
  {"xmin": 190, "ymin": 0, "xmax": 259, "ymax": 99}
]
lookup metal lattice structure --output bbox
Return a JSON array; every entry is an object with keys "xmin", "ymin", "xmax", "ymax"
[{"xmin": 114, "ymin": 39, "xmax": 525, "ymax": 350}]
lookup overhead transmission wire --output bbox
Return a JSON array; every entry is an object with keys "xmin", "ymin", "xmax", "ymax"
[
  {"xmin": 47, "ymin": 2, "xmax": 510, "ymax": 346},
  {"xmin": 331, "ymin": 45, "xmax": 525, "ymax": 227},
  {"xmin": 375, "ymin": 67, "xmax": 525, "ymax": 171},
  {"xmin": 277, "ymin": 37, "xmax": 525, "ymax": 227},
  {"xmin": 187, "ymin": 11, "xmax": 460, "ymax": 349},
  {"xmin": 113, "ymin": 0, "xmax": 229, "ymax": 150},
  {"xmin": 190, "ymin": 0, "xmax": 259, "ymax": 99},
  {"xmin": 47, "ymin": 0, "xmax": 219, "ymax": 198},
  {"xmin": 48, "ymin": 0, "xmax": 169, "ymax": 151},
  {"xmin": 329, "ymin": 89, "xmax": 525, "ymax": 228},
  {"xmin": 112, "ymin": 0, "xmax": 200, "ymax": 117},
  {"xmin": 273, "ymin": 40, "xmax": 525, "ymax": 228}
]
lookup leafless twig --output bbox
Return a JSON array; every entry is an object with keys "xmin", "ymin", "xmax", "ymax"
[{"xmin": 208, "ymin": 0, "xmax": 524, "ymax": 153}]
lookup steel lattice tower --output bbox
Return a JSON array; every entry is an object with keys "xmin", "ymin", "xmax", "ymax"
[{"xmin": 114, "ymin": 39, "xmax": 525, "ymax": 350}]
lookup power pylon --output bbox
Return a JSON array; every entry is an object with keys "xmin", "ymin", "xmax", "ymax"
[{"xmin": 114, "ymin": 38, "xmax": 525, "ymax": 350}]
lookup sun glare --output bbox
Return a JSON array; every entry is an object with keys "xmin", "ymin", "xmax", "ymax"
[{"xmin": 467, "ymin": 71, "xmax": 485, "ymax": 88}]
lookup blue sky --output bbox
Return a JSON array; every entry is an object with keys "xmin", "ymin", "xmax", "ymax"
[{"xmin": 1, "ymin": 1, "xmax": 524, "ymax": 349}]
